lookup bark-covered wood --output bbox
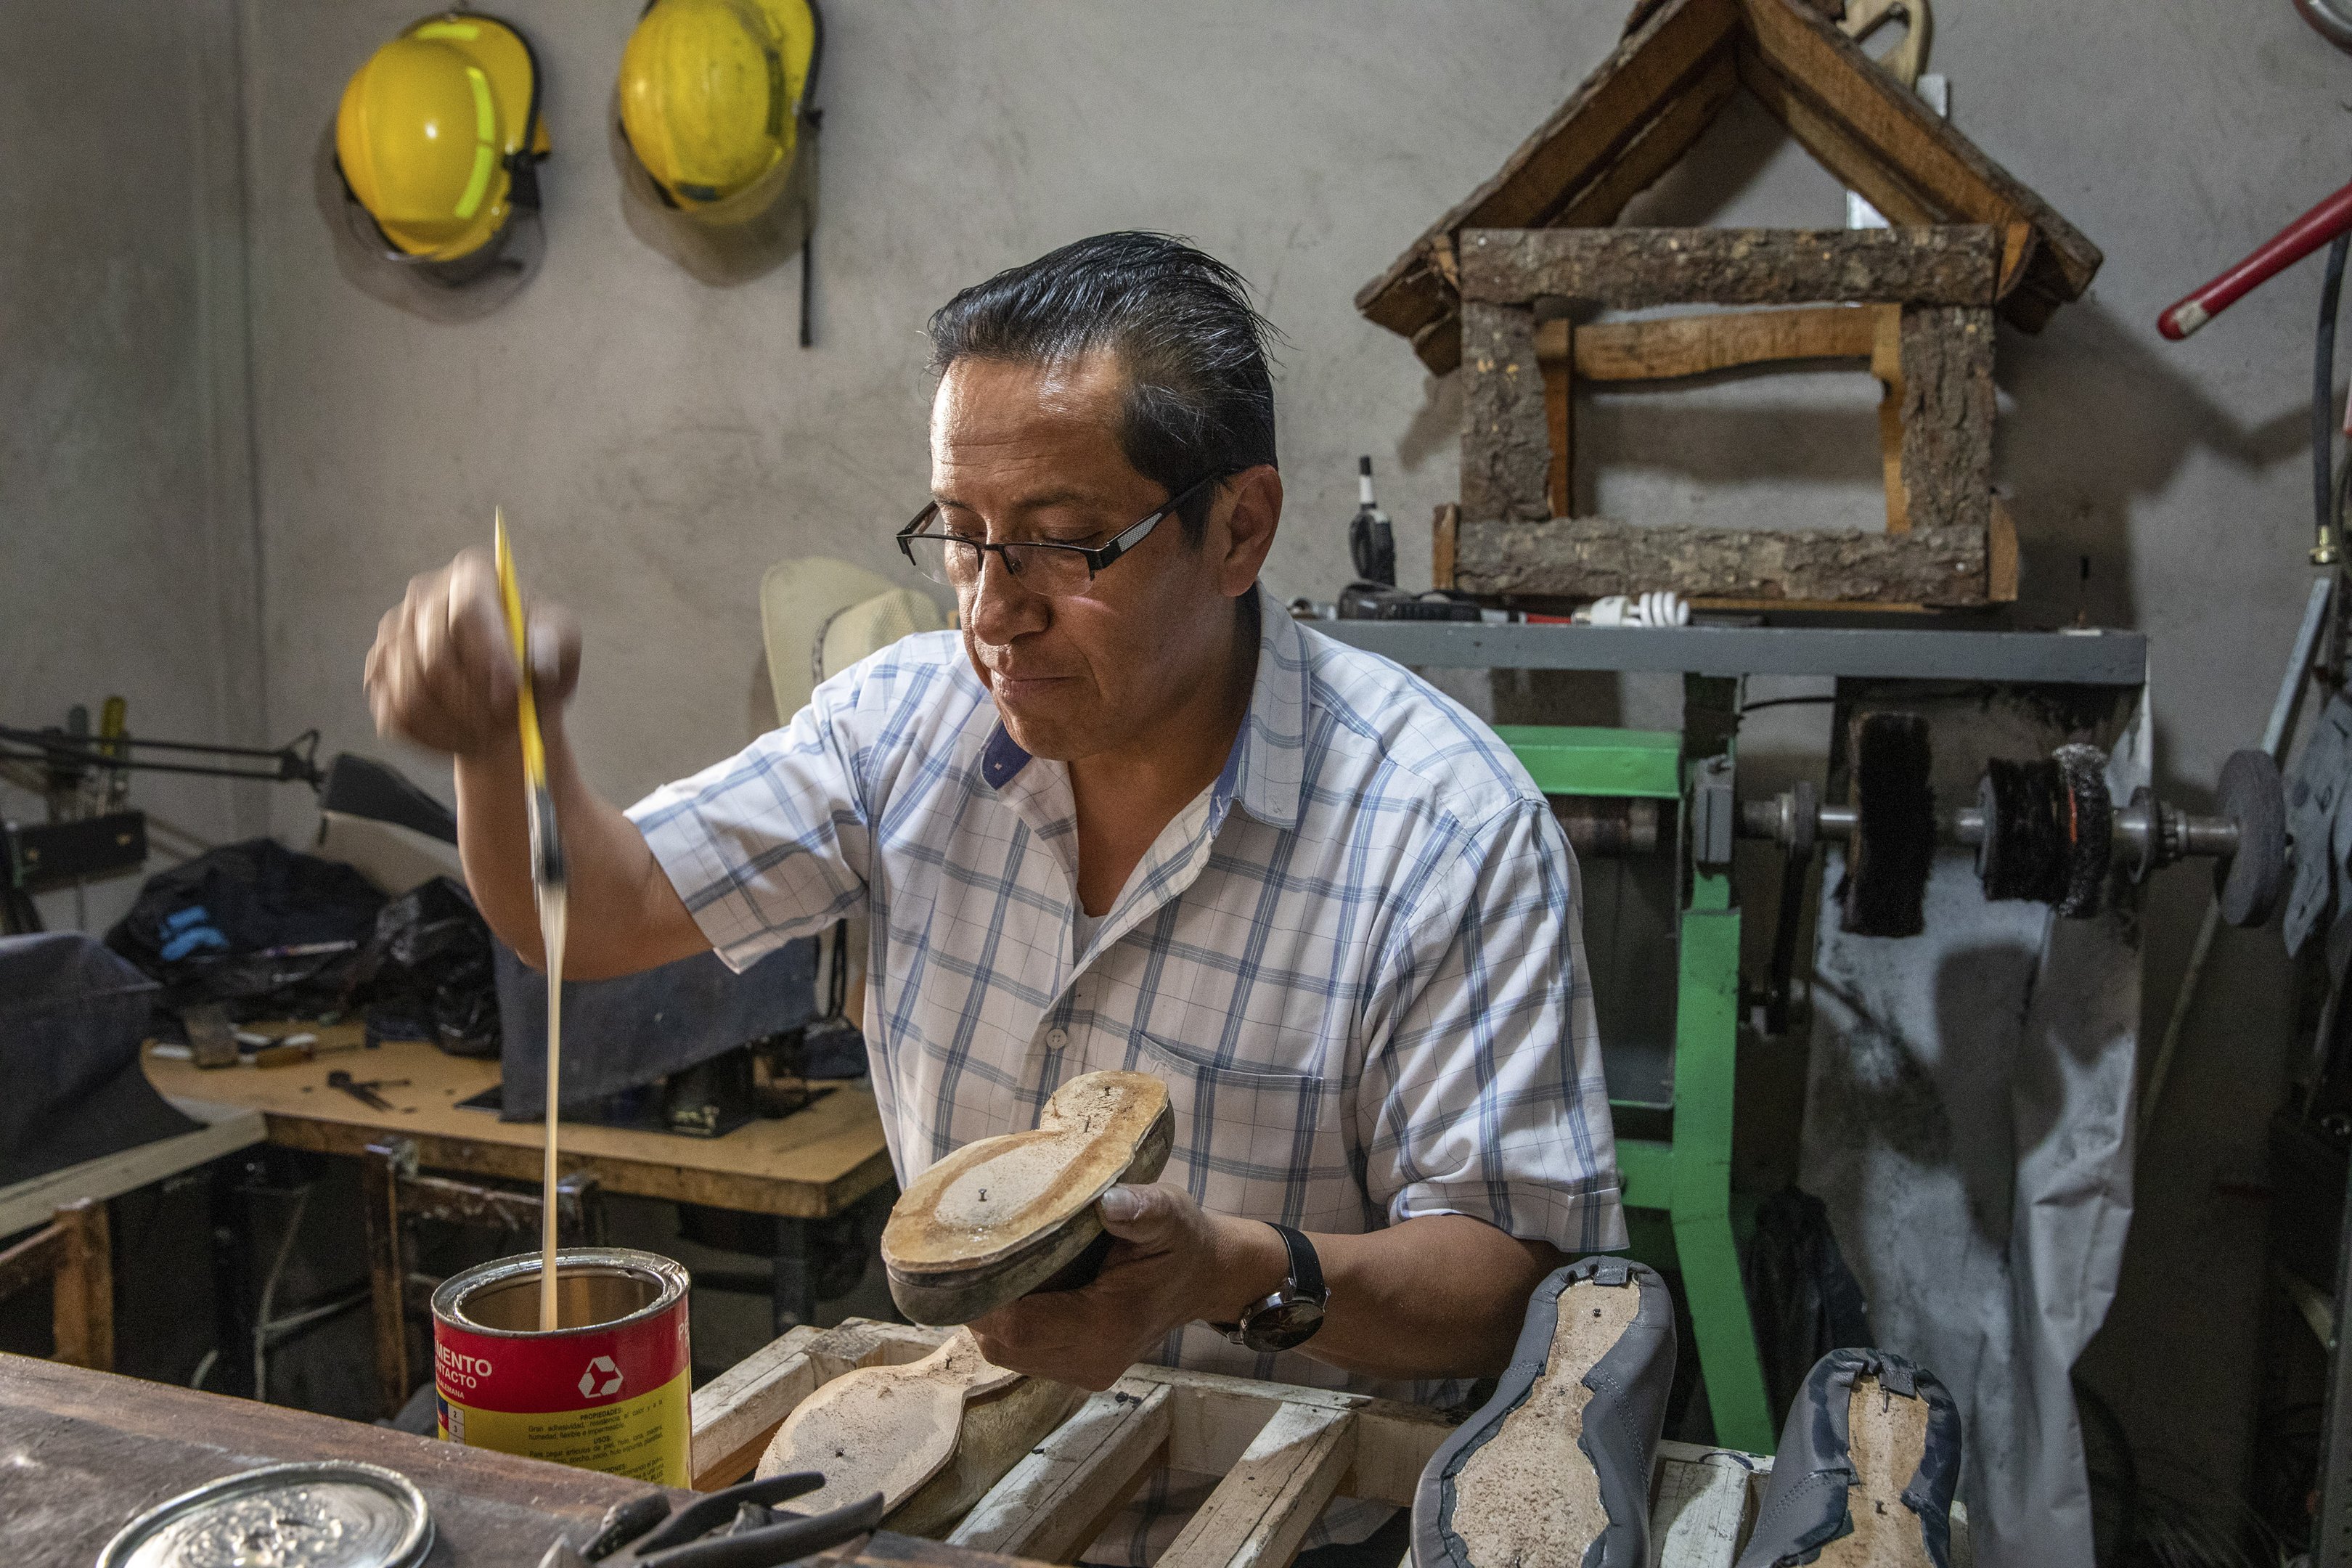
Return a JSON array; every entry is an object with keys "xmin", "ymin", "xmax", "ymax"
[
  {"xmin": 1734, "ymin": 0, "xmax": 2101, "ymax": 324},
  {"xmin": 1455, "ymin": 516, "xmax": 1988, "ymax": 604},
  {"xmin": 1895, "ymin": 305, "xmax": 1993, "ymax": 534},
  {"xmin": 1460, "ymin": 302, "xmax": 1552, "ymax": 523},
  {"xmin": 1459, "ymin": 226, "xmax": 1999, "ymax": 309},
  {"xmin": 1356, "ymin": 0, "xmax": 2100, "ymax": 361}
]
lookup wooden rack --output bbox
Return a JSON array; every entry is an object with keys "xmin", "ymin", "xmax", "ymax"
[{"xmin": 688, "ymin": 1318, "xmax": 1971, "ymax": 1568}]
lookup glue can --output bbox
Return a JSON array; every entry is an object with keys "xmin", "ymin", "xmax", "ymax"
[{"xmin": 430, "ymin": 1248, "xmax": 693, "ymax": 1486}]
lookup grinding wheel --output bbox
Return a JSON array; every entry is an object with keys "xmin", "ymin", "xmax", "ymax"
[
  {"xmin": 2216, "ymin": 748, "xmax": 2287, "ymax": 928},
  {"xmin": 1839, "ymin": 712, "xmax": 1935, "ymax": 939},
  {"xmin": 2051, "ymin": 744, "xmax": 2112, "ymax": 918}
]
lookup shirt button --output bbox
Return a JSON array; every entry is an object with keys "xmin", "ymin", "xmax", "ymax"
[{"xmin": 1046, "ymin": 1028, "xmax": 1069, "ymax": 1049}]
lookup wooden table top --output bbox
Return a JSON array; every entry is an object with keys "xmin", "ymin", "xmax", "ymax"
[
  {"xmin": 0, "ymin": 1353, "xmax": 674, "ymax": 1566},
  {"xmin": 0, "ymin": 1356, "xmax": 1038, "ymax": 1568},
  {"xmin": 142, "ymin": 1026, "xmax": 894, "ymax": 1219}
]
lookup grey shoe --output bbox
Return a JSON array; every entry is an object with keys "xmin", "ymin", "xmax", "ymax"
[
  {"xmin": 1412, "ymin": 1257, "xmax": 1675, "ymax": 1568},
  {"xmin": 1734, "ymin": 1348, "xmax": 1962, "ymax": 1568}
]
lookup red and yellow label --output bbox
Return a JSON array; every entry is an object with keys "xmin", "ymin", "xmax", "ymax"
[
  {"xmin": 438, "ymin": 1370, "xmax": 688, "ymax": 1484},
  {"xmin": 433, "ymin": 1297, "xmax": 691, "ymax": 1486}
]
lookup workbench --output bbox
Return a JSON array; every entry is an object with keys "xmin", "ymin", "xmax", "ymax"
[
  {"xmin": 141, "ymin": 1027, "xmax": 896, "ymax": 1339},
  {"xmin": 0, "ymin": 1352, "xmax": 1021, "ymax": 1568}
]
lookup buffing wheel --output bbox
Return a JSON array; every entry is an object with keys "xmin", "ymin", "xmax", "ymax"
[
  {"xmin": 1976, "ymin": 748, "xmax": 2112, "ymax": 915},
  {"xmin": 1839, "ymin": 711, "xmax": 1935, "ymax": 938},
  {"xmin": 2216, "ymin": 748, "xmax": 2287, "ymax": 928},
  {"xmin": 1977, "ymin": 758, "xmax": 2066, "ymax": 904},
  {"xmin": 2051, "ymin": 744, "xmax": 2112, "ymax": 918}
]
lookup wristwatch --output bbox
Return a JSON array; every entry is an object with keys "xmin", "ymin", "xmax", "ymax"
[{"xmin": 1210, "ymin": 1223, "xmax": 1328, "ymax": 1352}]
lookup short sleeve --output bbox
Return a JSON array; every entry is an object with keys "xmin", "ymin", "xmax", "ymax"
[
  {"xmin": 626, "ymin": 666, "xmax": 880, "ymax": 973},
  {"xmin": 1356, "ymin": 797, "xmax": 1626, "ymax": 1255}
]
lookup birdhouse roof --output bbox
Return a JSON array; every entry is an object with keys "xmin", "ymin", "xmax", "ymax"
[{"xmin": 1358, "ymin": 0, "xmax": 2100, "ymax": 373}]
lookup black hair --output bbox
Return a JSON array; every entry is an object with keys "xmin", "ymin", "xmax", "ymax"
[{"xmin": 926, "ymin": 232, "xmax": 1279, "ymax": 540}]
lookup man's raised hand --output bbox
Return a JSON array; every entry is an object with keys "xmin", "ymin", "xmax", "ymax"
[{"xmin": 363, "ymin": 546, "xmax": 581, "ymax": 757}]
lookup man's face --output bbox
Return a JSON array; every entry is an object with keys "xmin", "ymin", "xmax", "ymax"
[{"xmin": 929, "ymin": 352, "xmax": 1265, "ymax": 762}]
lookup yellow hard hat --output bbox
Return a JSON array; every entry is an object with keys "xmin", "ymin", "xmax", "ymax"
[
  {"xmin": 335, "ymin": 13, "xmax": 547, "ymax": 264},
  {"xmin": 618, "ymin": 0, "xmax": 820, "ymax": 225}
]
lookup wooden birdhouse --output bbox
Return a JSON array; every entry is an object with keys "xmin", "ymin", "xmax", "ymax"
[{"xmin": 1357, "ymin": 0, "xmax": 2102, "ymax": 609}]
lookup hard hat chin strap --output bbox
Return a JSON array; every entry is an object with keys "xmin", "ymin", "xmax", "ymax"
[{"xmin": 505, "ymin": 149, "xmax": 542, "ymax": 211}]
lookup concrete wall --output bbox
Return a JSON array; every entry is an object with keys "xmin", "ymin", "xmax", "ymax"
[
  {"xmin": 13, "ymin": 0, "xmax": 2324, "ymax": 1527},
  {"xmin": 0, "ymin": 0, "xmax": 269, "ymax": 932}
]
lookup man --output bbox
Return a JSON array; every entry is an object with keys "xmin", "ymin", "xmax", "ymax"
[{"xmin": 366, "ymin": 232, "xmax": 1621, "ymax": 1559}]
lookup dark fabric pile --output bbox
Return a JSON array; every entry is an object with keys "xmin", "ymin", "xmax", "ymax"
[
  {"xmin": 0, "ymin": 934, "xmax": 201, "ymax": 1188},
  {"xmin": 106, "ymin": 838, "xmax": 385, "ymax": 1024},
  {"xmin": 341, "ymin": 876, "xmax": 499, "ymax": 1056},
  {"xmin": 104, "ymin": 840, "xmax": 499, "ymax": 1055}
]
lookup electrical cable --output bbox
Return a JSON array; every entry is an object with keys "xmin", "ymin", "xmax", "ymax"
[
  {"xmin": 251, "ymin": 1184, "xmax": 311, "ymax": 1404},
  {"xmin": 1737, "ymin": 695, "xmax": 1839, "ymax": 714},
  {"xmin": 2317, "ymin": 232, "xmax": 2348, "ymax": 560}
]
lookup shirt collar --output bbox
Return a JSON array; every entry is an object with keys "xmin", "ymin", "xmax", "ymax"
[{"xmin": 976, "ymin": 584, "xmax": 1307, "ymax": 832}]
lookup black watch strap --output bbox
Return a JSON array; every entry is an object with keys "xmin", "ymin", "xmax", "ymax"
[{"xmin": 1268, "ymin": 1222, "xmax": 1325, "ymax": 1303}]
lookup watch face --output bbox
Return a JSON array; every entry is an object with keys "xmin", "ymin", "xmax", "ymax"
[{"xmin": 1241, "ymin": 1294, "xmax": 1326, "ymax": 1353}]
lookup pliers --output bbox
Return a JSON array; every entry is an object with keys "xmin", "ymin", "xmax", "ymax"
[{"xmin": 540, "ymin": 1473, "xmax": 885, "ymax": 1568}]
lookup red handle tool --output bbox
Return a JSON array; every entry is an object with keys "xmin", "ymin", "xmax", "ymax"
[{"xmin": 2159, "ymin": 175, "xmax": 2352, "ymax": 339}]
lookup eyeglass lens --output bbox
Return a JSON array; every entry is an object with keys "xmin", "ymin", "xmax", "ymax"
[{"xmin": 902, "ymin": 534, "xmax": 1095, "ymax": 597}]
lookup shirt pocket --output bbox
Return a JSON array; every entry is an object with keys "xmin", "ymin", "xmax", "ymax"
[{"xmin": 1125, "ymin": 1029, "xmax": 1350, "ymax": 1228}]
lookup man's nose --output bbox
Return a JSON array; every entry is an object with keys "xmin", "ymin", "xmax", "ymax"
[{"xmin": 967, "ymin": 549, "xmax": 1048, "ymax": 644}]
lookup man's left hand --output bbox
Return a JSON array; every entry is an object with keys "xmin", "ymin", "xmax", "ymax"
[{"xmin": 967, "ymin": 1183, "xmax": 1285, "ymax": 1391}]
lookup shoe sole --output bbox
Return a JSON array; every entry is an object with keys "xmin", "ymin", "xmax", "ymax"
[
  {"xmin": 1419, "ymin": 1271, "xmax": 1645, "ymax": 1568},
  {"xmin": 759, "ymin": 1327, "xmax": 1022, "ymax": 1513},
  {"xmin": 1813, "ymin": 1372, "xmax": 1933, "ymax": 1567},
  {"xmin": 882, "ymin": 1071, "xmax": 1174, "ymax": 1324}
]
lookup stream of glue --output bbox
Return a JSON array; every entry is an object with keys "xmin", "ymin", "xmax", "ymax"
[
  {"xmin": 494, "ymin": 511, "xmax": 568, "ymax": 1333},
  {"xmin": 535, "ymin": 884, "xmax": 566, "ymax": 1331}
]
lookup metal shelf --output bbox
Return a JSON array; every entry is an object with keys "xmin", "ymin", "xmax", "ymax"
[{"xmin": 1315, "ymin": 620, "xmax": 2147, "ymax": 685}]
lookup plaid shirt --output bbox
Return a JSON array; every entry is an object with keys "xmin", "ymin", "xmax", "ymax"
[{"xmin": 630, "ymin": 586, "xmax": 1622, "ymax": 1553}]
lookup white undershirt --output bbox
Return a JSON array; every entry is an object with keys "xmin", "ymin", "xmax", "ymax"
[{"xmin": 1073, "ymin": 907, "xmax": 1105, "ymax": 957}]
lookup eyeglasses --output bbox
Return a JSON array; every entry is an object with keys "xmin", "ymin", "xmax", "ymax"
[{"xmin": 896, "ymin": 473, "xmax": 1220, "ymax": 598}]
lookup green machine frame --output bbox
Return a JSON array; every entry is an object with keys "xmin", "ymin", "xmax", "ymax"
[
  {"xmin": 1323, "ymin": 616, "xmax": 2152, "ymax": 1454},
  {"xmin": 1498, "ymin": 693, "xmax": 1775, "ymax": 1453}
]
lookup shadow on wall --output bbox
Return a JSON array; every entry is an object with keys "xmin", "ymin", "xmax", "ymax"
[{"xmin": 1998, "ymin": 297, "xmax": 2308, "ymax": 637}]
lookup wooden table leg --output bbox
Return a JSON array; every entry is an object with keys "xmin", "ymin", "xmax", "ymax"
[
  {"xmin": 362, "ymin": 1140, "xmax": 413, "ymax": 1418},
  {"xmin": 773, "ymin": 1216, "xmax": 814, "ymax": 1336},
  {"xmin": 208, "ymin": 1157, "xmax": 259, "ymax": 1397},
  {"xmin": 49, "ymin": 1199, "xmax": 112, "ymax": 1372}
]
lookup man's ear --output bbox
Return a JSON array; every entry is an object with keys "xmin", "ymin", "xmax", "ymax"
[{"xmin": 1216, "ymin": 465, "xmax": 1283, "ymax": 597}]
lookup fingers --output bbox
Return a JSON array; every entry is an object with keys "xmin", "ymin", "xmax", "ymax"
[
  {"xmin": 374, "ymin": 576, "xmax": 462, "ymax": 749},
  {"xmin": 1097, "ymin": 1183, "xmax": 1191, "ymax": 1246},
  {"xmin": 971, "ymin": 1294, "xmax": 1130, "ymax": 1392},
  {"xmin": 446, "ymin": 547, "xmax": 518, "ymax": 711},
  {"xmin": 528, "ymin": 601, "xmax": 584, "ymax": 709}
]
